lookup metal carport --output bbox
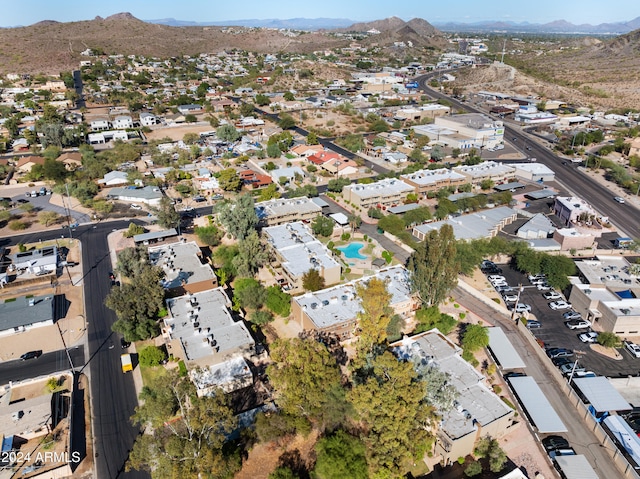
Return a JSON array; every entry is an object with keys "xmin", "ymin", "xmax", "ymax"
[
  {"xmin": 507, "ymin": 376, "xmax": 567, "ymax": 433},
  {"xmin": 573, "ymin": 377, "xmax": 632, "ymax": 413},
  {"xmin": 487, "ymin": 327, "xmax": 526, "ymax": 370}
]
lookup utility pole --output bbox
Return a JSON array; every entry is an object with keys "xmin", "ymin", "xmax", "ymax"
[{"xmin": 500, "ymin": 39, "xmax": 506, "ymax": 64}]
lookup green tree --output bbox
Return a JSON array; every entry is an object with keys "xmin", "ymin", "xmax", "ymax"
[
  {"xmin": 479, "ymin": 179, "xmax": 494, "ymax": 191},
  {"xmin": 233, "ymin": 230, "xmax": 269, "ymax": 278},
  {"xmin": 414, "ymin": 306, "xmax": 458, "ymax": 335},
  {"xmin": 326, "ymin": 177, "xmax": 351, "ymax": 192},
  {"xmin": 269, "ymin": 467, "xmax": 299, "ymax": 479},
  {"xmin": 279, "ymin": 115, "xmax": 296, "ymax": 130},
  {"xmin": 240, "ymin": 102, "xmax": 255, "ymax": 117},
  {"xmin": 306, "ymin": 132, "xmax": 319, "ymax": 145},
  {"xmin": 122, "ymin": 222, "xmax": 145, "ymax": 238},
  {"xmin": 216, "ymin": 195, "xmax": 258, "ymax": 240},
  {"xmin": 233, "ymin": 277, "xmax": 266, "ymax": 310},
  {"xmin": 348, "ymin": 351, "xmax": 433, "ymax": 476},
  {"xmin": 407, "ymin": 224, "xmax": 458, "ymax": 307},
  {"xmin": 249, "ymin": 309, "xmax": 274, "ymax": 326},
  {"xmin": 540, "ymin": 254, "xmax": 576, "ymax": 289},
  {"xmin": 218, "ymin": 168, "xmax": 242, "ymax": 191},
  {"xmin": 127, "ymin": 372, "xmax": 240, "ymax": 478},
  {"xmin": 354, "ymin": 277, "xmax": 392, "ymax": 359},
  {"xmin": 255, "ymin": 94, "xmax": 270, "ymax": 106},
  {"xmin": 153, "ymin": 196, "xmax": 180, "ymax": 229},
  {"xmin": 139, "ymin": 345, "xmax": 167, "ymax": 366},
  {"xmin": 267, "ymin": 142, "xmax": 282, "ymax": 158},
  {"xmin": 462, "ymin": 324, "xmax": 489, "ymax": 353},
  {"xmin": 464, "ymin": 460, "xmax": 482, "ymax": 477},
  {"xmin": 268, "ymin": 337, "xmax": 349, "ymax": 431},
  {"xmin": 115, "ymin": 246, "xmax": 149, "ymax": 278},
  {"xmin": 311, "ymin": 215, "xmax": 334, "ymax": 237},
  {"xmin": 474, "ymin": 436, "xmax": 507, "ymax": 473},
  {"xmin": 194, "ymin": 224, "xmax": 223, "ymax": 246},
  {"xmin": 217, "ymin": 124, "xmax": 241, "ymax": 142},
  {"xmin": 265, "ymin": 286, "xmax": 291, "ymax": 317},
  {"xmin": 313, "ymin": 430, "xmax": 369, "ymax": 479},
  {"xmin": 302, "ymin": 268, "xmax": 325, "ymax": 292},
  {"xmin": 213, "ymin": 244, "xmax": 239, "ymax": 280},
  {"xmin": 597, "ymin": 331, "xmax": 622, "ymax": 348},
  {"xmin": 37, "ymin": 210, "xmax": 60, "ymax": 227},
  {"xmin": 258, "ymin": 183, "xmax": 281, "ymax": 201},
  {"xmin": 107, "ymin": 263, "xmax": 165, "ymax": 342}
]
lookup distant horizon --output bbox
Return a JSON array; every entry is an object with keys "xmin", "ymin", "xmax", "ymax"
[{"xmin": 2, "ymin": 0, "xmax": 638, "ymax": 28}]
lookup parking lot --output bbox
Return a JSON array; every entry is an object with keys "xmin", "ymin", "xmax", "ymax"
[{"xmin": 488, "ymin": 262, "xmax": 640, "ymax": 378}]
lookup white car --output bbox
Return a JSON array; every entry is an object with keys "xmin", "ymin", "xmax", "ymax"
[
  {"xmin": 543, "ymin": 291, "xmax": 562, "ymax": 300},
  {"xmin": 549, "ymin": 301, "xmax": 572, "ymax": 310},
  {"xmin": 565, "ymin": 319, "xmax": 592, "ymax": 330},
  {"xmin": 130, "ymin": 204, "xmax": 142, "ymax": 210},
  {"xmin": 614, "ymin": 196, "xmax": 625, "ymax": 204},
  {"xmin": 514, "ymin": 303, "xmax": 531, "ymax": 313},
  {"xmin": 625, "ymin": 341, "xmax": 640, "ymax": 358},
  {"xmin": 528, "ymin": 274, "xmax": 545, "ymax": 282},
  {"xmin": 503, "ymin": 294, "xmax": 519, "ymax": 302},
  {"xmin": 488, "ymin": 275, "xmax": 506, "ymax": 283},
  {"xmin": 578, "ymin": 332, "xmax": 599, "ymax": 343}
]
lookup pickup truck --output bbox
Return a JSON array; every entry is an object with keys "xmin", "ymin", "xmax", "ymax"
[{"xmin": 121, "ymin": 353, "xmax": 133, "ymax": 373}]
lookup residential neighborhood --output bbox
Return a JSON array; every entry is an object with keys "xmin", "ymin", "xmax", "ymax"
[{"xmin": 0, "ymin": 6, "xmax": 640, "ymax": 479}]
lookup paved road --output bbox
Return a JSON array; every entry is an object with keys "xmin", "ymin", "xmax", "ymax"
[
  {"xmin": 415, "ymin": 74, "xmax": 640, "ymax": 239},
  {"xmin": 73, "ymin": 70, "xmax": 86, "ymax": 110},
  {"xmin": 5, "ymin": 222, "xmax": 148, "ymax": 479},
  {"xmin": 0, "ymin": 347, "xmax": 84, "ymax": 383},
  {"xmin": 453, "ymin": 285, "xmax": 622, "ymax": 479}
]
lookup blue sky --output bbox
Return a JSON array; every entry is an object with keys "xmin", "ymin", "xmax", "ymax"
[{"xmin": 1, "ymin": 0, "xmax": 638, "ymax": 27}]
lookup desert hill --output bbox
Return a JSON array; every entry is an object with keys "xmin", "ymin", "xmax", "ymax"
[{"xmin": 0, "ymin": 13, "xmax": 445, "ymax": 75}]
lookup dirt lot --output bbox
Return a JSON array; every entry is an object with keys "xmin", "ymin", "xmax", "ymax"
[{"xmin": 144, "ymin": 121, "xmax": 218, "ymax": 142}]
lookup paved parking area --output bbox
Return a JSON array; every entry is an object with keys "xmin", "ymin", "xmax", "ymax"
[{"xmin": 489, "ymin": 263, "xmax": 640, "ymax": 378}]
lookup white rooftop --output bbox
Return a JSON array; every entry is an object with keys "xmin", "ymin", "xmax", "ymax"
[
  {"xmin": 506, "ymin": 162, "xmax": 555, "ymax": 175},
  {"xmin": 400, "ymin": 168, "xmax": 466, "ymax": 186},
  {"xmin": 453, "ymin": 161, "xmax": 516, "ymax": 179},
  {"xmin": 344, "ymin": 178, "xmax": 414, "ymax": 199},
  {"xmin": 294, "ymin": 266, "xmax": 412, "ymax": 330},
  {"xmin": 575, "ymin": 256, "xmax": 638, "ymax": 289},
  {"xmin": 190, "ymin": 355, "xmax": 253, "ymax": 394},
  {"xmin": 255, "ymin": 196, "xmax": 321, "ymax": 220},
  {"xmin": 414, "ymin": 207, "xmax": 517, "ymax": 241},
  {"xmin": 165, "ymin": 288, "xmax": 254, "ymax": 363},
  {"xmin": 263, "ymin": 222, "xmax": 340, "ymax": 278},
  {"xmin": 149, "ymin": 241, "xmax": 217, "ymax": 290}
]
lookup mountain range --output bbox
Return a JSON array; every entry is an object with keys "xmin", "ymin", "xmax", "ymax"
[{"xmin": 146, "ymin": 16, "xmax": 640, "ymax": 35}]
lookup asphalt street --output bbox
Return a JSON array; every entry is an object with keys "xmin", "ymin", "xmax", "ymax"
[
  {"xmin": 4, "ymin": 222, "xmax": 147, "ymax": 479},
  {"xmin": 0, "ymin": 347, "xmax": 84, "ymax": 383},
  {"xmin": 415, "ymin": 74, "xmax": 640, "ymax": 239}
]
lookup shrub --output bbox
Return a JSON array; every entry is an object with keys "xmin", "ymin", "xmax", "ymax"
[
  {"xmin": 265, "ymin": 286, "xmax": 291, "ymax": 317},
  {"xmin": 178, "ymin": 360, "xmax": 187, "ymax": 376},
  {"xmin": 250, "ymin": 310, "xmax": 274, "ymax": 326},
  {"xmin": 9, "ymin": 220, "xmax": 27, "ymax": 230},
  {"xmin": 139, "ymin": 345, "xmax": 166, "ymax": 367}
]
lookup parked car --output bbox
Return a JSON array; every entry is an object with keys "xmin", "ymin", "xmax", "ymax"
[
  {"xmin": 212, "ymin": 194, "xmax": 224, "ymax": 200},
  {"xmin": 549, "ymin": 448, "xmax": 576, "ymax": 460},
  {"xmin": 579, "ymin": 332, "xmax": 599, "ymax": 343},
  {"xmin": 536, "ymin": 283, "xmax": 553, "ymax": 291},
  {"xmin": 120, "ymin": 337, "xmax": 131, "ymax": 349},
  {"xmin": 526, "ymin": 320, "xmax": 542, "ymax": 329},
  {"xmin": 488, "ymin": 275, "xmax": 506, "ymax": 283},
  {"xmin": 503, "ymin": 293, "xmax": 519, "ymax": 302},
  {"xmin": 552, "ymin": 357, "xmax": 574, "ymax": 367},
  {"xmin": 504, "ymin": 371, "xmax": 527, "ymax": 379},
  {"xmin": 496, "ymin": 285, "xmax": 513, "ymax": 293},
  {"xmin": 549, "ymin": 301, "xmax": 572, "ymax": 310},
  {"xmin": 192, "ymin": 195, "xmax": 206, "ymax": 202},
  {"xmin": 559, "ymin": 363, "xmax": 585, "ymax": 375},
  {"xmin": 547, "ymin": 348, "xmax": 574, "ymax": 359},
  {"xmin": 530, "ymin": 277, "xmax": 547, "ymax": 286},
  {"xmin": 562, "ymin": 311, "xmax": 582, "ymax": 320},
  {"xmin": 514, "ymin": 303, "xmax": 531, "ymax": 313},
  {"xmin": 542, "ymin": 436, "xmax": 570, "ymax": 452},
  {"xmin": 130, "ymin": 204, "xmax": 142, "ymax": 210},
  {"xmin": 543, "ymin": 291, "xmax": 562, "ymax": 300},
  {"xmin": 528, "ymin": 273, "xmax": 546, "ymax": 282},
  {"xmin": 565, "ymin": 319, "xmax": 592, "ymax": 330},
  {"xmin": 625, "ymin": 341, "xmax": 640, "ymax": 358},
  {"xmin": 20, "ymin": 350, "xmax": 43, "ymax": 360}
]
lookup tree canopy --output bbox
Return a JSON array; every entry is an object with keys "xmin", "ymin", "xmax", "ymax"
[
  {"xmin": 407, "ymin": 224, "xmax": 459, "ymax": 307},
  {"xmin": 216, "ymin": 195, "xmax": 258, "ymax": 240},
  {"xmin": 127, "ymin": 371, "xmax": 240, "ymax": 478}
]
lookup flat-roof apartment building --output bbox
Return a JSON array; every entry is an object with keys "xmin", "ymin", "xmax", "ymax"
[
  {"xmin": 255, "ymin": 197, "xmax": 322, "ymax": 226},
  {"xmin": 400, "ymin": 168, "xmax": 468, "ymax": 197},
  {"xmin": 342, "ymin": 178, "xmax": 414, "ymax": 209}
]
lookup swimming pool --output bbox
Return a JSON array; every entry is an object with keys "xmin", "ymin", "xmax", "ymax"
[{"xmin": 337, "ymin": 242, "xmax": 367, "ymax": 260}]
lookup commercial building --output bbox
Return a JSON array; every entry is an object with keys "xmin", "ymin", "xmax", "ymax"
[
  {"xmin": 255, "ymin": 197, "xmax": 323, "ymax": 226},
  {"xmin": 162, "ymin": 287, "xmax": 255, "ymax": 368},
  {"xmin": 552, "ymin": 228, "xmax": 597, "ymax": 251},
  {"xmin": 263, "ymin": 222, "xmax": 341, "ymax": 292},
  {"xmin": 290, "ymin": 266, "xmax": 417, "ymax": 339},
  {"xmin": 342, "ymin": 178, "xmax": 414, "ymax": 209},
  {"xmin": 400, "ymin": 168, "xmax": 467, "ymax": 197},
  {"xmin": 507, "ymin": 163, "xmax": 556, "ymax": 182},
  {"xmin": 452, "ymin": 161, "xmax": 516, "ymax": 186},
  {"xmin": 394, "ymin": 104, "xmax": 451, "ymax": 122},
  {"xmin": 392, "ymin": 330, "xmax": 515, "ymax": 467},
  {"xmin": 412, "ymin": 113, "xmax": 505, "ymax": 150},
  {"xmin": 148, "ymin": 241, "xmax": 218, "ymax": 296},
  {"xmin": 413, "ymin": 207, "xmax": 518, "ymax": 241},
  {"xmin": 553, "ymin": 197, "xmax": 601, "ymax": 227}
]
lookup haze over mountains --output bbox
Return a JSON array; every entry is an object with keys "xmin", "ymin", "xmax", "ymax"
[{"xmin": 146, "ymin": 16, "xmax": 640, "ymax": 35}]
